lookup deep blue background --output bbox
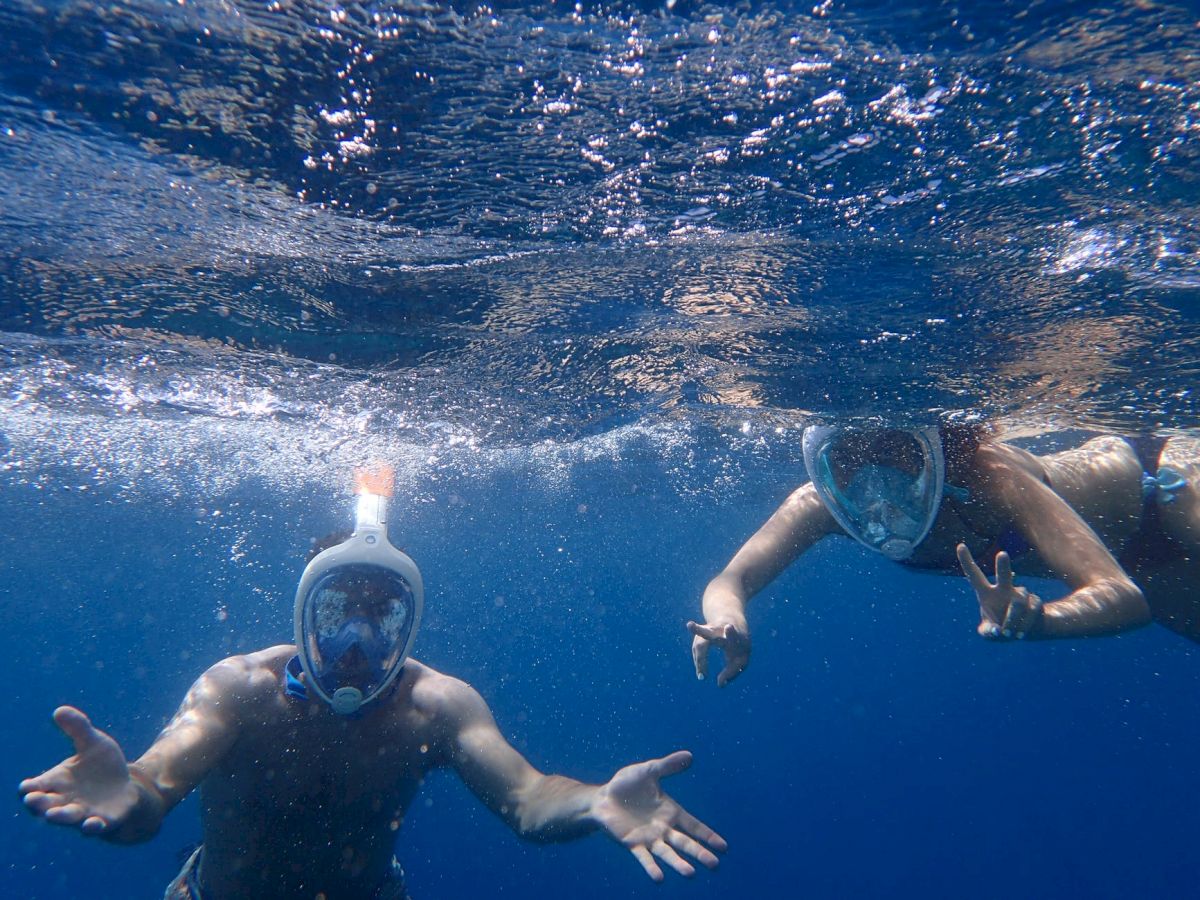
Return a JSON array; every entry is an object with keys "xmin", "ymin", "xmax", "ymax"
[{"xmin": 4, "ymin": 443, "xmax": 1199, "ymax": 899}]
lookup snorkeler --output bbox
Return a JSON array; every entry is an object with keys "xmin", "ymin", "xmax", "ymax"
[
  {"xmin": 690, "ymin": 425, "xmax": 1200, "ymax": 685},
  {"xmin": 20, "ymin": 469, "xmax": 726, "ymax": 898}
]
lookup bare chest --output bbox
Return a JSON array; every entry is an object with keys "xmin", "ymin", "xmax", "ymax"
[
  {"xmin": 211, "ymin": 701, "xmax": 432, "ymax": 814},
  {"xmin": 195, "ymin": 699, "xmax": 434, "ymax": 897}
]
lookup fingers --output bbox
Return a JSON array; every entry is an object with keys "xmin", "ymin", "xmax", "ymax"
[
  {"xmin": 995, "ymin": 552, "xmax": 1013, "ymax": 589},
  {"xmin": 29, "ymin": 793, "xmax": 107, "ymax": 832},
  {"xmin": 651, "ymin": 838, "xmax": 695, "ymax": 877},
  {"xmin": 691, "ymin": 621, "xmax": 747, "ymax": 686},
  {"xmin": 81, "ymin": 816, "xmax": 109, "ymax": 835},
  {"xmin": 649, "ymin": 750, "xmax": 692, "ymax": 780},
  {"xmin": 716, "ymin": 655, "xmax": 744, "ymax": 688},
  {"xmin": 630, "ymin": 845, "xmax": 664, "ymax": 882},
  {"xmin": 689, "ymin": 630, "xmax": 709, "ymax": 680},
  {"xmin": 45, "ymin": 802, "xmax": 87, "ymax": 825},
  {"xmin": 19, "ymin": 773, "xmax": 65, "ymax": 796},
  {"xmin": 687, "ymin": 621, "xmax": 726, "ymax": 643},
  {"xmin": 632, "ymin": 832, "xmax": 719, "ymax": 880},
  {"xmin": 1001, "ymin": 591, "xmax": 1043, "ymax": 640},
  {"xmin": 667, "ymin": 829, "xmax": 720, "ymax": 869},
  {"xmin": 956, "ymin": 543, "xmax": 991, "ymax": 592},
  {"xmin": 22, "ymin": 791, "xmax": 67, "ymax": 815},
  {"xmin": 979, "ymin": 592, "xmax": 1043, "ymax": 641},
  {"xmin": 978, "ymin": 620, "xmax": 1003, "ymax": 640},
  {"xmin": 53, "ymin": 706, "xmax": 99, "ymax": 754},
  {"xmin": 1000, "ymin": 593, "xmax": 1026, "ymax": 637},
  {"xmin": 676, "ymin": 809, "xmax": 728, "ymax": 853}
]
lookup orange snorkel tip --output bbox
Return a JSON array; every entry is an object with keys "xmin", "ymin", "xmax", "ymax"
[{"xmin": 353, "ymin": 464, "xmax": 395, "ymax": 499}]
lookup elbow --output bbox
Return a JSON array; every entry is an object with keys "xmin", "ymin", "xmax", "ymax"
[
  {"xmin": 510, "ymin": 807, "xmax": 558, "ymax": 845},
  {"xmin": 1093, "ymin": 577, "xmax": 1151, "ymax": 633},
  {"xmin": 506, "ymin": 784, "xmax": 550, "ymax": 843},
  {"xmin": 1119, "ymin": 581, "xmax": 1153, "ymax": 629},
  {"xmin": 509, "ymin": 802, "xmax": 540, "ymax": 842},
  {"xmin": 1042, "ymin": 578, "xmax": 1151, "ymax": 639}
]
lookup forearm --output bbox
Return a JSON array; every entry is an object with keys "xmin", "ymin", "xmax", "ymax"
[
  {"xmin": 511, "ymin": 773, "xmax": 600, "ymax": 843},
  {"xmin": 1037, "ymin": 579, "xmax": 1151, "ymax": 638},
  {"xmin": 702, "ymin": 486, "xmax": 831, "ymax": 627},
  {"xmin": 100, "ymin": 765, "xmax": 168, "ymax": 845},
  {"xmin": 701, "ymin": 574, "xmax": 750, "ymax": 630}
]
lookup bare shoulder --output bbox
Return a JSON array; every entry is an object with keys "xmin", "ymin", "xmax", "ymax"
[
  {"xmin": 404, "ymin": 659, "xmax": 492, "ymax": 728},
  {"xmin": 1162, "ymin": 434, "xmax": 1200, "ymax": 469},
  {"xmin": 972, "ymin": 439, "xmax": 1046, "ymax": 481},
  {"xmin": 193, "ymin": 645, "xmax": 294, "ymax": 706},
  {"xmin": 779, "ymin": 481, "xmax": 830, "ymax": 519}
]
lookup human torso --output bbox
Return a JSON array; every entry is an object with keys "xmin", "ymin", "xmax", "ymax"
[
  {"xmin": 896, "ymin": 437, "xmax": 1200, "ymax": 641},
  {"xmin": 198, "ymin": 649, "xmax": 444, "ymax": 900},
  {"xmin": 1135, "ymin": 554, "xmax": 1200, "ymax": 641},
  {"xmin": 898, "ymin": 437, "xmax": 1148, "ymax": 576}
]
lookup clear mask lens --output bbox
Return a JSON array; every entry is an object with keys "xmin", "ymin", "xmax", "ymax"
[
  {"xmin": 301, "ymin": 564, "xmax": 414, "ymax": 698},
  {"xmin": 805, "ymin": 427, "xmax": 945, "ymax": 559}
]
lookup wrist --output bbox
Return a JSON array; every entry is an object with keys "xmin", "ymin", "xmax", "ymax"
[
  {"xmin": 701, "ymin": 577, "xmax": 748, "ymax": 625},
  {"xmin": 702, "ymin": 596, "xmax": 748, "ymax": 631},
  {"xmin": 517, "ymin": 776, "xmax": 600, "ymax": 842},
  {"xmin": 583, "ymin": 782, "xmax": 607, "ymax": 827},
  {"xmin": 103, "ymin": 766, "xmax": 164, "ymax": 844},
  {"xmin": 715, "ymin": 610, "xmax": 749, "ymax": 635},
  {"xmin": 1016, "ymin": 594, "xmax": 1045, "ymax": 640}
]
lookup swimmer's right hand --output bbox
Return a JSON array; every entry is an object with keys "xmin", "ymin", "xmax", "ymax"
[
  {"xmin": 19, "ymin": 706, "xmax": 141, "ymax": 836},
  {"xmin": 687, "ymin": 619, "xmax": 751, "ymax": 687}
]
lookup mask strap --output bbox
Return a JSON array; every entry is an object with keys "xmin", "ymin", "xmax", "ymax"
[{"xmin": 284, "ymin": 655, "xmax": 308, "ymax": 701}]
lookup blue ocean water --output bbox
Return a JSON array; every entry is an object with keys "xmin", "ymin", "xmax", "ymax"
[{"xmin": 2, "ymin": 1, "xmax": 1199, "ymax": 898}]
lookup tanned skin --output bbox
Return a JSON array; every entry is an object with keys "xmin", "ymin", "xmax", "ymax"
[
  {"xmin": 21, "ymin": 647, "xmax": 726, "ymax": 898},
  {"xmin": 690, "ymin": 434, "xmax": 1200, "ymax": 686}
]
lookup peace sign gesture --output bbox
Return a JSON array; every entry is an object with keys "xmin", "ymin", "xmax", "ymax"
[{"xmin": 956, "ymin": 544, "xmax": 1044, "ymax": 640}]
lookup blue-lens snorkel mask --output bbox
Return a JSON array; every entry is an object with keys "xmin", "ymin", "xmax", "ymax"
[
  {"xmin": 294, "ymin": 473, "xmax": 423, "ymax": 715},
  {"xmin": 802, "ymin": 425, "xmax": 946, "ymax": 561}
]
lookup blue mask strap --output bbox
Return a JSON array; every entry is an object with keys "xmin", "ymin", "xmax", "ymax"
[
  {"xmin": 285, "ymin": 653, "xmax": 406, "ymax": 711},
  {"xmin": 945, "ymin": 483, "xmax": 971, "ymax": 502},
  {"xmin": 1144, "ymin": 466, "xmax": 1187, "ymax": 504},
  {"xmin": 285, "ymin": 654, "xmax": 308, "ymax": 701}
]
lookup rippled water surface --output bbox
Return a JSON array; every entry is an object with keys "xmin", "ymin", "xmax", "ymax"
[{"xmin": 3, "ymin": 0, "xmax": 1199, "ymax": 479}]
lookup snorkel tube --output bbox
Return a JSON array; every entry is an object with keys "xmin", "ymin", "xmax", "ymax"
[{"xmin": 293, "ymin": 466, "xmax": 424, "ymax": 715}]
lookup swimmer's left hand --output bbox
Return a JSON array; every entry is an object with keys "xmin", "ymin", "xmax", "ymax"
[
  {"xmin": 590, "ymin": 750, "xmax": 727, "ymax": 882},
  {"xmin": 957, "ymin": 544, "xmax": 1044, "ymax": 640}
]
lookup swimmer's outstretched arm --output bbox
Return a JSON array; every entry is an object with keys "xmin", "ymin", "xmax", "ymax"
[
  {"xmin": 19, "ymin": 655, "xmax": 249, "ymax": 842},
  {"xmin": 689, "ymin": 482, "xmax": 836, "ymax": 685},
  {"xmin": 433, "ymin": 676, "xmax": 726, "ymax": 882},
  {"xmin": 961, "ymin": 442, "xmax": 1151, "ymax": 638}
]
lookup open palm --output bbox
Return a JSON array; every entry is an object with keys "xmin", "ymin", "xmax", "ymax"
[
  {"xmin": 591, "ymin": 750, "xmax": 727, "ymax": 881},
  {"xmin": 19, "ymin": 706, "xmax": 139, "ymax": 834}
]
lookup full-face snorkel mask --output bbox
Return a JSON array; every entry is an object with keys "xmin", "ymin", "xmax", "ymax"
[
  {"xmin": 294, "ymin": 468, "xmax": 423, "ymax": 715},
  {"xmin": 802, "ymin": 425, "xmax": 946, "ymax": 561}
]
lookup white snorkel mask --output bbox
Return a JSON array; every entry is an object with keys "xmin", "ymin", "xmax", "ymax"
[
  {"xmin": 802, "ymin": 425, "xmax": 946, "ymax": 561},
  {"xmin": 294, "ymin": 468, "xmax": 423, "ymax": 715}
]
